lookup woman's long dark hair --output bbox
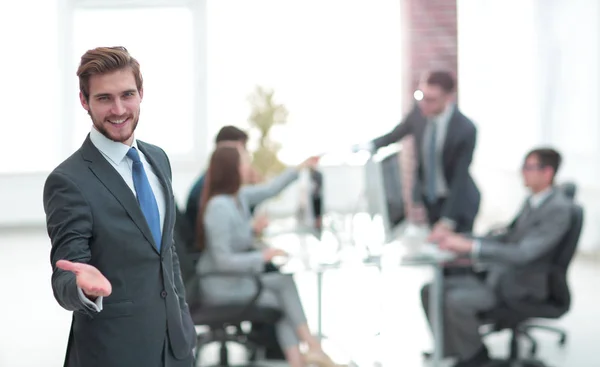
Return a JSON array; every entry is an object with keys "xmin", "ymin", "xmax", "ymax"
[{"xmin": 196, "ymin": 145, "xmax": 242, "ymax": 250}]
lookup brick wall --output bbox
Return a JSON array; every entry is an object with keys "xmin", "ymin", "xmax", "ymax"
[
  {"xmin": 399, "ymin": 0, "xmax": 458, "ymax": 223},
  {"xmin": 400, "ymin": 0, "xmax": 458, "ymax": 110}
]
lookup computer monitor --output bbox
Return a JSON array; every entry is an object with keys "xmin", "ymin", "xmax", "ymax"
[{"xmin": 364, "ymin": 147, "xmax": 406, "ymax": 243}]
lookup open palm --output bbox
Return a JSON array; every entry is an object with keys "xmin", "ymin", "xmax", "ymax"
[{"xmin": 56, "ymin": 260, "xmax": 112, "ymax": 298}]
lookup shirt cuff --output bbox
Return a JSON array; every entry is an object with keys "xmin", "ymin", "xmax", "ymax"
[
  {"xmin": 353, "ymin": 142, "xmax": 375, "ymax": 153},
  {"xmin": 440, "ymin": 217, "xmax": 457, "ymax": 231},
  {"xmin": 471, "ymin": 239, "xmax": 482, "ymax": 259},
  {"xmin": 77, "ymin": 286, "xmax": 103, "ymax": 312}
]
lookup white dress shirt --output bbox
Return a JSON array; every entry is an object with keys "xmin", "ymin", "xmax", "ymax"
[{"xmin": 78, "ymin": 127, "xmax": 167, "ymax": 312}]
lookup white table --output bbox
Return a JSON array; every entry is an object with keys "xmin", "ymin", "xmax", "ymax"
[{"xmin": 265, "ymin": 221, "xmax": 456, "ymax": 367}]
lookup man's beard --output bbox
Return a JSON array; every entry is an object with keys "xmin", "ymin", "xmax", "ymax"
[{"xmin": 89, "ymin": 108, "xmax": 139, "ymax": 143}]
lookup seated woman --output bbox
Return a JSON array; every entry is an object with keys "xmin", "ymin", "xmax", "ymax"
[{"xmin": 196, "ymin": 145, "xmax": 343, "ymax": 367}]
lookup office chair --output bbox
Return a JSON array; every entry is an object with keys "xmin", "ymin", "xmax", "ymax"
[
  {"xmin": 516, "ymin": 182, "xmax": 578, "ymax": 349},
  {"xmin": 173, "ymin": 206, "xmax": 282, "ymax": 366},
  {"xmin": 189, "ymin": 273, "xmax": 282, "ymax": 367},
  {"xmin": 480, "ymin": 201, "xmax": 583, "ymax": 365}
]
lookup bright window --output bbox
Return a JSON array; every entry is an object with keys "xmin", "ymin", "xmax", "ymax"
[
  {"xmin": 71, "ymin": 7, "xmax": 196, "ymax": 158},
  {"xmin": 0, "ymin": 0, "xmax": 61, "ymax": 173},
  {"xmin": 206, "ymin": 0, "xmax": 403, "ymax": 165}
]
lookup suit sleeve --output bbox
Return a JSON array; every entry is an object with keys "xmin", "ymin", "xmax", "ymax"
[
  {"xmin": 161, "ymin": 148, "xmax": 189, "ymax": 310},
  {"xmin": 478, "ymin": 205, "xmax": 571, "ymax": 265},
  {"xmin": 440, "ymin": 125, "xmax": 477, "ymax": 221},
  {"xmin": 44, "ymin": 171, "xmax": 97, "ymax": 314},
  {"xmin": 241, "ymin": 168, "xmax": 300, "ymax": 208},
  {"xmin": 371, "ymin": 104, "xmax": 418, "ymax": 150}
]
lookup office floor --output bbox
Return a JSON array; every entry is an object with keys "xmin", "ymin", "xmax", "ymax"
[{"xmin": 1, "ymin": 224, "xmax": 599, "ymax": 367}]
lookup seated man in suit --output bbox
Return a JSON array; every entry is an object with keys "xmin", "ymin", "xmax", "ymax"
[{"xmin": 421, "ymin": 148, "xmax": 572, "ymax": 367}]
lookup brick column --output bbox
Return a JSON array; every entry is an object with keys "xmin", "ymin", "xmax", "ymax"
[
  {"xmin": 400, "ymin": 0, "xmax": 458, "ymax": 110},
  {"xmin": 399, "ymin": 0, "xmax": 458, "ymax": 224}
]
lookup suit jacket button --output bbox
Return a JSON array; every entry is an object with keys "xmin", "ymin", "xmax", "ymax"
[{"xmin": 161, "ymin": 290, "xmax": 168, "ymax": 298}]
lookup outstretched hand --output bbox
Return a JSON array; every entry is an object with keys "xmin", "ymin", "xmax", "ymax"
[
  {"xmin": 298, "ymin": 156, "xmax": 320, "ymax": 170},
  {"xmin": 56, "ymin": 260, "xmax": 112, "ymax": 298}
]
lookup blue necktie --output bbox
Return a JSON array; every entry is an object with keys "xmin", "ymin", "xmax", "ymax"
[
  {"xmin": 127, "ymin": 147, "xmax": 162, "ymax": 250},
  {"xmin": 426, "ymin": 122, "xmax": 437, "ymax": 203}
]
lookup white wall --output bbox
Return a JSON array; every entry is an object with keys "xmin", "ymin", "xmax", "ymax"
[{"xmin": 458, "ymin": 0, "xmax": 600, "ymax": 253}]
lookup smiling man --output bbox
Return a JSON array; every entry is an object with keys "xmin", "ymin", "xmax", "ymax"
[{"xmin": 43, "ymin": 46, "xmax": 196, "ymax": 367}]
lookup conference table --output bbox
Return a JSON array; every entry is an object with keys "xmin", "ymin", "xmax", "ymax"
[{"xmin": 264, "ymin": 220, "xmax": 457, "ymax": 367}]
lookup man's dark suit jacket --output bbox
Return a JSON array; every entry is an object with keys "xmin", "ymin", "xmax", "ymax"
[
  {"xmin": 372, "ymin": 104, "xmax": 481, "ymax": 230},
  {"xmin": 43, "ymin": 136, "xmax": 196, "ymax": 367}
]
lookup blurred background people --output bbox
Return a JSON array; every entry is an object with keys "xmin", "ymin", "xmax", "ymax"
[
  {"xmin": 421, "ymin": 148, "xmax": 571, "ymax": 367},
  {"xmin": 354, "ymin": 71, "xmax": 480, "ymax": 238},
  {"xmin": 195, "ymin": 145, "xmax": 343, "ymax": 367},
  {"xmin": 185, "ymin": 126, "xmax": 253, "ymax": 231}
]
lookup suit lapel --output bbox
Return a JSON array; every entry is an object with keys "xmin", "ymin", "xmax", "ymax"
[
  {"xmin": 80, "ymin": 136, "xmax": 159, "ymax": 254},
  {"xmin": 514, "ymin": 191, "xmax": 557, "ymax": 236},
  {"xmin": 441, "ymin": 107, "xmax": 460, "ymax": 156},
  {"xmin": 137, "ymin": 142, "xmax": 175, "ymax": 254}
]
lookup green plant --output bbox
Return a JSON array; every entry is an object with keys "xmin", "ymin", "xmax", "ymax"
[{"xmin": 247, "ymin": 86, "xmax": 288, "ymax": 178}]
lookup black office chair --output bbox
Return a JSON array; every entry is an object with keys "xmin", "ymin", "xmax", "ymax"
[
  {"xmin": 189, "ymin": 273, "xmax": 282, "ymax": 367},
  {"xmin": 480, "ymin": 200, "xmax": 584, "ymax": 366},
  {"xmin": 516, "ymin": 182, "xmax": 578, "ymax": 348},
  {"xmin": 173, "ymin": 206, "xmax": 282, "ymax": 366}
]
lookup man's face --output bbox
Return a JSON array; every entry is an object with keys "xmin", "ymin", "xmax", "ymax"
[
  {"xmin": 522, "ymin": 154, "xmax": 552, "ymax": 190},
  {"xmin": 80, "ymin": 68, "xmax": 142, "ymax": 146},
  {"xmin": 417, "ymin": 83, "xmax": 451, "ymax": 118}
]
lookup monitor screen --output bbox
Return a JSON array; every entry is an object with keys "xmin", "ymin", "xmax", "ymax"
[
  {"xmin": 364, "ymin": 148, "xmax": 405, "ymax": 242},
  {"xmin": 380, "ymin": 152, "xmax": 405, "ymax": 229}
]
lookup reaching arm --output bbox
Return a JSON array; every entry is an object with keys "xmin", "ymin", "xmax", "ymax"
[
  {"xmin": 44, "ymin": 171, "xmax": 102, "ymax": 314},
  {"xmin": 440, "ymin": 125, "xmax": 477, "ymax": 222},
  {"xmin": 204, "ymin": 198, "xmax": 265, "ymax": 273},
  {"xmin": 371, "ymin": 104, "xmax": 418, "ymax": 150},
  {"xmin": 240, "ymin": 168, "xmax": 300, "ymax": 207},
  {"xmin": 478, "ymin": 205, "xmax": 571, "ymax": 265}
]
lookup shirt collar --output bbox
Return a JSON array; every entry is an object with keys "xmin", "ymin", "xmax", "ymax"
[
  {"xmin": 430, "ymin": 103, "xmax": 455, "ymax": 125},
  {"xmin": 89, "ymin": 127, "xmax": 138, "ymax": 165},
  {"xmin": 529, "ymin": 187, "xmax": 553, "ymax": 209}
]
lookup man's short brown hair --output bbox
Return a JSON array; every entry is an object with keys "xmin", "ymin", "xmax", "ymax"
[
  {"xmin": 77, "ymin": 46, "xmax": 143, "ymax": 101},
  {"xmin": 425, "ymin": 70, "xmax": 456, "ymax": 93}
]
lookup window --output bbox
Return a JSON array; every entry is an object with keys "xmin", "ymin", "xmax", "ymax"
[
  {"xmin": 206, "ymin": 0, "xmax": 403, "ymax": 165},
  {"xmin": 70, "ymin": 6, "xmax": 197, "ymax": 158},
  {"xmin": 0, "ymin": 0, "xmax": 61, "ymax": 173}
]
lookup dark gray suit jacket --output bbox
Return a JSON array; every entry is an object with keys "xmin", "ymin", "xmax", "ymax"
[
  {"xmin": 480, "ymin": 189, "xmax": 573, "ymax": 302},
  {"xmin": 372, "ymin": 104, "xmax": 480, "ymax": 227},
  {"xmin": 43, "ymin": 136, "xmax": 196, "ymax": 367}
]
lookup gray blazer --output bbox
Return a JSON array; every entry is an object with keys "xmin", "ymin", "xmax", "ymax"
[
  {"xmin": 197, "ymin": 168, "xmax": 299, "ymax": 303},
  {"xmin": 43, "ymin": 136, "xmax": 196, "ymax": 367},
  {"xmin": 480, "ymin": 189, "xmax": 572, "ymax": 301}
]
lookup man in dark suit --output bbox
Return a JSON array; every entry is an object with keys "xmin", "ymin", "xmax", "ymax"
[
  {"xmin": 43, "ymin": 46, "xmax": 196, "ymax": 367},
  {"xmin": 355, "ymin": 71, "xmax": 480, "ymax": 237},
  {"xmin": 421, "ymin": 148, "xmax": 572, "ymax": 367}
]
